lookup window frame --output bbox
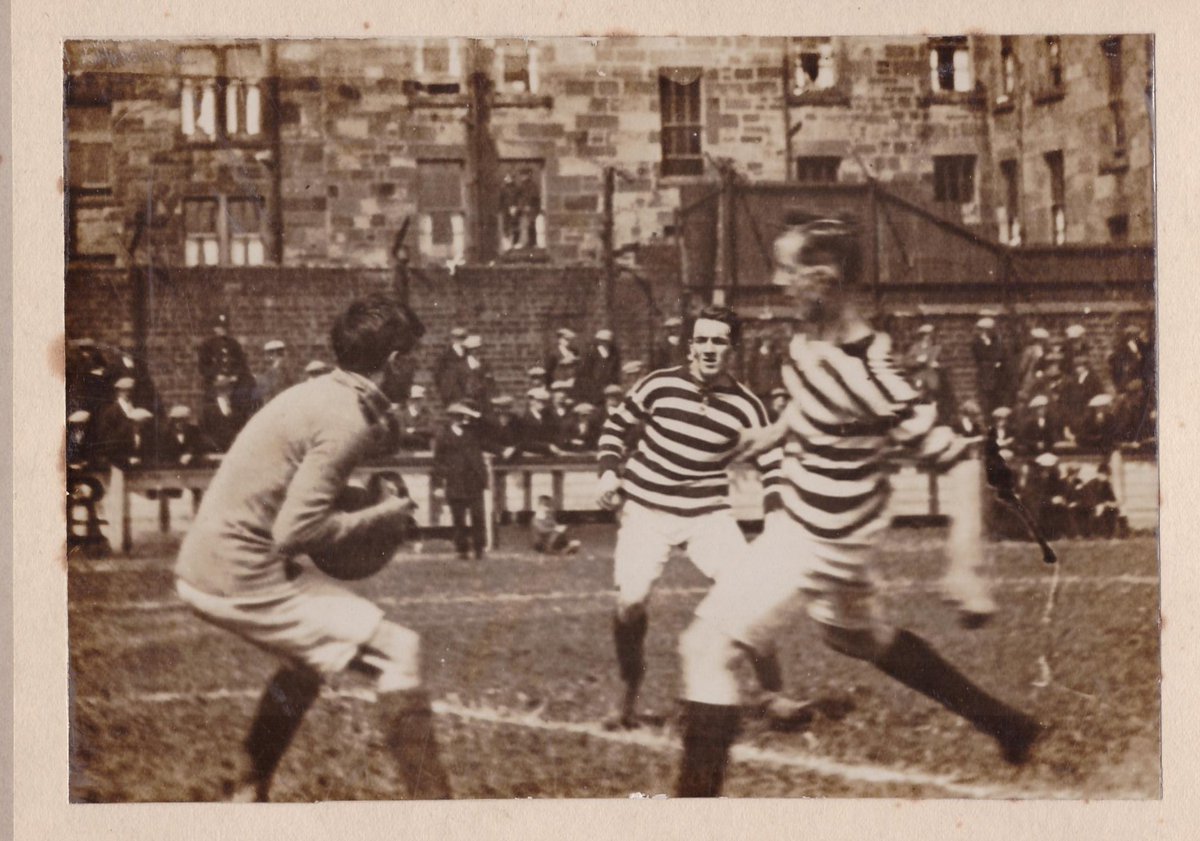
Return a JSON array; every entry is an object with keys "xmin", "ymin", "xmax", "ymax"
[
  {"xmin": 1044, "ymin": 150, "xmax": 1067, "ymax": 245},
  {"xmin": 178, "ymin": 44, "xmax": 268, "ymax": 145},
  {"xmin": 658, "ymin": 68, "xmax": 704, "ymax": 179},
  {"xmin": 496, "ymin": 158, "xmax": 546, "ymax": 254},
  {"xmin": 932, "ymin": 154, "xmax": 977, "ymax": 206},
  {"xmin": 794, "ymin": 156, "xmax": 842, "ymax": 185},
  {"xmin": 415, "ymin": 159, "xmax": 468, "ymax": 262},
  {"xmin": 997, "ymin": 158, "xmax": 1021, "ymax": 245}
]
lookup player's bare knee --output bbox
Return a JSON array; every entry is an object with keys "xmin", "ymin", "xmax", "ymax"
[
  {"xmin": 679, "ymin": 618, "xmax": 742, "ymax": 705},
  {"xmin": 369, "ymin": 621, "xmax": 422, "ymax": 694}
]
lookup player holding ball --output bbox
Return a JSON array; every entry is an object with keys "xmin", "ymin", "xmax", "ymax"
[{"xmin": 174, "ymin": 295, "xmax": 452, "ymax": 801}]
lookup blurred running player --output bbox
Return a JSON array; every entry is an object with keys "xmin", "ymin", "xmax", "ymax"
[
  {"xmin": 174, "ymin": 295, "xmax": 453, "ymax": 801},
  {"xmin": 597, "ymin": 306, "xmax": 802, "ymax": 729},
  {"xmin": 674, "ymin": 216, "xmax": 1042, "ymax": 797}
]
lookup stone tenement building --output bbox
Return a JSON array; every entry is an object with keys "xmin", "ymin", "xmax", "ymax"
[
  {"xmin": 66, "ymin": 34, "xmax": 1153, "ymax": 269},
  {"xmin": 64, "ymin": 36, "xmax": 1155, "ymax": 410}
]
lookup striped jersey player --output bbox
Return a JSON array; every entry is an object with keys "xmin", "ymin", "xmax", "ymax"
[
  {"xmin": 673, "ymin": 217, "xmax": 1042, "ymax": 797},
  {"xmin": 596, "ymin": 306, "xmax": 795, "ymax": 730}
]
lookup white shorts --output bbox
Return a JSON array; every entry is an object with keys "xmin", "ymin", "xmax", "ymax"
[
  {"xmin": 693, "ymin": 510, "xmax": 883, "ymax": 649},
  {"xmin": 176, "ymin": 576, "xmax": 385, "ymax": 675},
  {"xmin": 612, "ymin": 500, "xmax": 749, "ymax": 606}
]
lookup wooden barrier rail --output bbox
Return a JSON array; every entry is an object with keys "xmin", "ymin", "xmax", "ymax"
[{"xmin": 109, "ymin": 448, "xmax": 1157, "ymax": 553}]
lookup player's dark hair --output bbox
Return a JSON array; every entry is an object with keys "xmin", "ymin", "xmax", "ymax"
[
  {"xmin": 686, "ymin": 305, "xmax": 743, "ymax": 347},
  {"xmin": 331, "ymin": 295, "xmax": 425, "ymax": 375}
]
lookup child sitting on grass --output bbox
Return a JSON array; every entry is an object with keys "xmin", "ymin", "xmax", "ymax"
[{"xmin": 531, "ymin": 494, "xmax": 581, "ymax": 555}]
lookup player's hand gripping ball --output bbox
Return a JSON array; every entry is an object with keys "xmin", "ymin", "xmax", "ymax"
[{"xmin": 310, "ymin": 472, "xmax": 416, "ymax": 581}]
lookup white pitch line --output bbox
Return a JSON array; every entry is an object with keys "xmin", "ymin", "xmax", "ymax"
[
  {"xmin": 74, "ymin": 686, "xmax": 1139, "ymax": 800},
  {"xmin": 69, "ymin": 574, "xmax": 1159, "ymax": 615}
]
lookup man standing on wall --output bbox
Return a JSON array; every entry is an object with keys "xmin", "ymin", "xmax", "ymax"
[{"xmin": 596, "ymin": 306, "xmax": 800, "ymax": 730}]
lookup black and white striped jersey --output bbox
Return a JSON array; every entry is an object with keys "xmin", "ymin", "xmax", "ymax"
[
  {"xmin": 598, "ymin": 366, "xmax": 783, "ymax": 517},
  {"xmin": 777, "ymin": 332, "xmax": 965, "ymax": 541}
]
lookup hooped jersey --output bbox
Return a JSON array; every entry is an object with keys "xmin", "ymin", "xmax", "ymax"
[{"xmin": 598, "ymin": 366, "xmax": 782, "ymax": 517}]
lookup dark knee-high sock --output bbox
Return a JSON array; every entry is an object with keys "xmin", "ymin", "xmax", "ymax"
[
  {"xmin": 376, "ymin": 688, "xmax": 453, "ymax": 799},
  {"xmin": 242, "ymin": 666, "xmax": 322, "ymax": 799},
  {"xmin": 613, "ymin": 606, "xmax": 649, "ymax": 694},
  {"xmin": 676, "ymin": 702, "xmax": 741, "ymax": 797},
  {"xmin": 873, "ymin": 629, "xmax": 1027, "ymax": 734},
  {"xmin": 738, "ymin": 642, "xmax": 782, "ymax": 694}
]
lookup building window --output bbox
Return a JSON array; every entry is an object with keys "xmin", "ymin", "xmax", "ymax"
[
  {"xmin": 1107, "ymin": 214, "xmax": 1129, "ymax": 243},
  {"xmin": 414, "ymin": 38, "xmax": 464, "ymax": 95},
  {"xmin": 932, "ymin": 155, "xmax": 976, "ymax": 204},
  {"xmin": 929, "ymin": 37, "xmax": 973, "ymax": 93},
  {"xmin": 496, "ymin": 39, "xmax": 539, "ymax": 94},
  {"xmin": 66, "ymin": 104, "xmax": 117, "ymax": 263},
  {"xmin": 417, "ymin": 160, "xmax": 466, "ymax": 262},
  {"xmin": 497, "ymin": 160, "xmax": 544, "ymax": 252},
  {"xmin": 658, "ymin": 68, "xmax": 703, "ymax": 177},
  {"xmin": 180, "ymin": 45, "xmax": 265, "ymax": 141},
  {"xmin": 227, "ymin": 197, "xmax": 266, "ymax": 266},
  {"xmin": 999, "ymin": 36, "xmax": 1018, "ymax": 101},
  {"xmin": 1102, "ymin": 37, "xmax": 1126, "ymax": 153},
  {"xmin": 998, "ymin": 159, "xmax": 1021, "ymax": 245},
  {"xmin": 795, "ymin": 156, "xmax": 841, "ymax": 184},
  {"xmin": 1045, "ymin": 150, "xmax": 1066, "ymax": 245},
  {"xmin": 184, "ymin": 198, "xmax": 221, "ymax": 266},
  {"xmin": 791, "ymin": 40, "xmax": 837, "ymax": 95}
]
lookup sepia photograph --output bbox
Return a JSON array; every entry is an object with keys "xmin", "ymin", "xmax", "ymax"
[{"xmin": 60, "ymin": 32, "xmax": 1159, "ymax": 803}]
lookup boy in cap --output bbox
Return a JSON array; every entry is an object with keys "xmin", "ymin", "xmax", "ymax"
[
  {"xmin": 1019, "ymin": 395, "xmax": 1059, "ymax": 455},
  {"xmin": 1027, "ymin": 452, "xmax": 1071, "ymax": 540},
  {"xmin": 672, "ymin": 215, "xmax": 1039, "ymax": 796},
  {"xmin": 482, "ymin": 395, "xmax": 523, "ymax": 461},
  {"xmin": 397, "ymin": 384, "xmax": 434, "ymax": 451},
  {"xmin": 574, "ymin": 328, "xmax": 622, "ymax": 405},
  {"xmin": 516, "ymin": 386, "xmax": 559, "ymax": 456},
  {"xmin": 158, "ymin": 405, "xmax": 210, "ymax": 468},
  {"xmin": 175, "ymin": 294, "xmax": 450, "ymax": 801},
  {"xmin": 561, "ymin": 403, "xmax": 601, "ymax": 452},
  {"xmin": 526, "ymin": 365, "xmax": 547, "ymax": 390},
  {"xmin": 1078, "ymin": 393, "xmax": 1118, "ymax": 454},
  {"xmin": 432, "ymin": 401, "xmax": 489, "ymax": 560}
]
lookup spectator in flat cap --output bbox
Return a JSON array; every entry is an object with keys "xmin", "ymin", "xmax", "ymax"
[
  {"xmin": 461, "ymin": 334, "xmax": 496, "ymax": 412},
  {"xmin": 650, "ymin": 315, "xmax": 686, "ymax": 371},
  {"xmin": 1026, "ymin": 452, "xmax": 1072, "ymax": 541},
  {"xmin": 200, "ymin": 373, "xmax": 251, "ymax": 453},
  {"xmin": 396, "ymin": 384, "xmax": 435, "ymax": 451},
  {"xmin": 1015, "ymin": 326, "xmax": 1050, "ymax": 405},
  {"xmin": 304, "ymin": 359, "xmax": 331, "ymax": 379},
  {"xmin": 481, "ymin": 395, "xmax": 523, "ymax": 462},
  {"xmin": 544, "ymin": 327, "xmax": 581, "ymax": 387},
  {"xmin": 1077, "ymin": 462, "xmax": 1123, "ymax": 539},
  {"xmin": 560, "ymin": 403, "xmax": 601, "ymax": 452},
  {"xmin": 157, "ymin": 405, "xmax": 211, "ymax": 469},
  {"xmin": 744, "ymin": 333, "xmax": 785, "ymax": 403},
  {"xmin": 1115, "ymin": 378, "xmax": 1153, "ymax": 446},
  {"xmin": 94, "ymin": 377, "xmax": 150, "ymax": 470},
  {"xmin": 254, "ymin": 339, "xmax": 292, "ymax": 409},
  {"xmin": 432, "ymin": 400, "xmax": 489, "ymax": 561},
  {"xmin": 1062, "ymin": 323, "xmax": 1089, "ymax": 373},
  {"xmin": 971, "ymin": 315, "xmax": 1011, "ymax": 416},
  {"xmin": 110, "ymin": 338, "xmax": 161, "ymax": 419},
  {"xmin": 197, "ymin": 312, "xmax": 255, "ymax": 410},
  {"xmin": 1109, "ymin": 323, "xmax": 1152, "ymax": 393},
  {"xmin": 951, "ymin": 399, "xmax": 984, "ymax": 439},
  {"xmin": 516, "ymin": 387, "xmax": 560, "ymax": 456},
  {"xmin": 574, "ymin": 328, "xmax": 623, "ymax": 405},
  {"xmin": 1077, "ymin": 393, "xmax": 1119, "ymax": 454},
  {"xmin": 527, "ymin": 365, "xmax": 547, "ymax": 390},
  {"xmin": 620, "ymin": 359, "xmax": 645, "ymax": 391},
  {"xmin": 1018, "ymin": 395, "xmax": 1059, "ymax": 455},
  {"xmin": 433, "ymin": 326, "xmax": 471, "ymax": 406},
  {"xmin": 1059, "ymin": 357, "xmax": 1103, "ymax": 444},
  {"xmin": 902, "ymin": 322, "xmax": 941, "ymax": 375}
]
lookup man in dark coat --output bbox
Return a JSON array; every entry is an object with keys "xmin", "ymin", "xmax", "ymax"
[
  {"xmin": 157, "ymin": 405, "xmax": 211, "ymax": 468},
  {"xmin": 94, "ymin": 377, "xmax": 154, "ymax": 469},
  {"xmin": 481, "ymin": 395, "xmax": 523, "ymax": 462},
  {"xmin": 197, "ymin": 312, "xmax": 257, "ymax": 416},
  {"xmin": 560, "ymin": 403, "xmax": 601, "ymax": 452},
  {"xmin": 396, "ymin": 384, "xmax": 435, "ymax": 451},
  {"xmin": 1109, "ymin": 324, "xmax": 1152, "ymax": 393},
  {"xmin": 1059, "ymin": 359, "xmax": 1103, "ymax": 444},
  {"xmin": 254, "ymin": 340, "xmax": 292, "ymax": 409},
  {"xmin": 461, "ymin": 334, "xmax": 496, "ymax": 412},
  {"xmin": 201, "ymin": 374, "xmax": 252, "ymax": 453},
  {"xmin": 544, "ymin": 328, "xmax": 581, "ymax": 386},
  {"xmin": 515, "ymin": 387, "xmax": 559, "ymax": 456},
  {"xmin": 110, "ymin": 338, "xmax": 161, "ymax": 419},
  {"xmin": 432, "ymin": 401, "xmax": 489, "ymax": 561},
  {"xmin": 574, "ymin": 329, "xmax": 622, "ymax": 405},
  {"xmin": 970, "ymin": 316, "xmax": 1010, "ymax": 416},
  {"xmin": 432, "ymin": 326, "xmax": 471, "ymax": 407}
]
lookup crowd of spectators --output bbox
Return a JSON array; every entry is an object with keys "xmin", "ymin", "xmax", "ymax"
[{"xmin": 65, "ymin": 307, "xmax": 1155, "ymax": 551}]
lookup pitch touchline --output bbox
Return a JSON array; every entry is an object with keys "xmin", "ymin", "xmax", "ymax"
[
  {"xmin": 74, "ymin": 687, "xmax": 1136, "ymax": 800},
  {"xmin": 70, "ymin": 574, "xmax": 1160, "ymax": 614}
]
